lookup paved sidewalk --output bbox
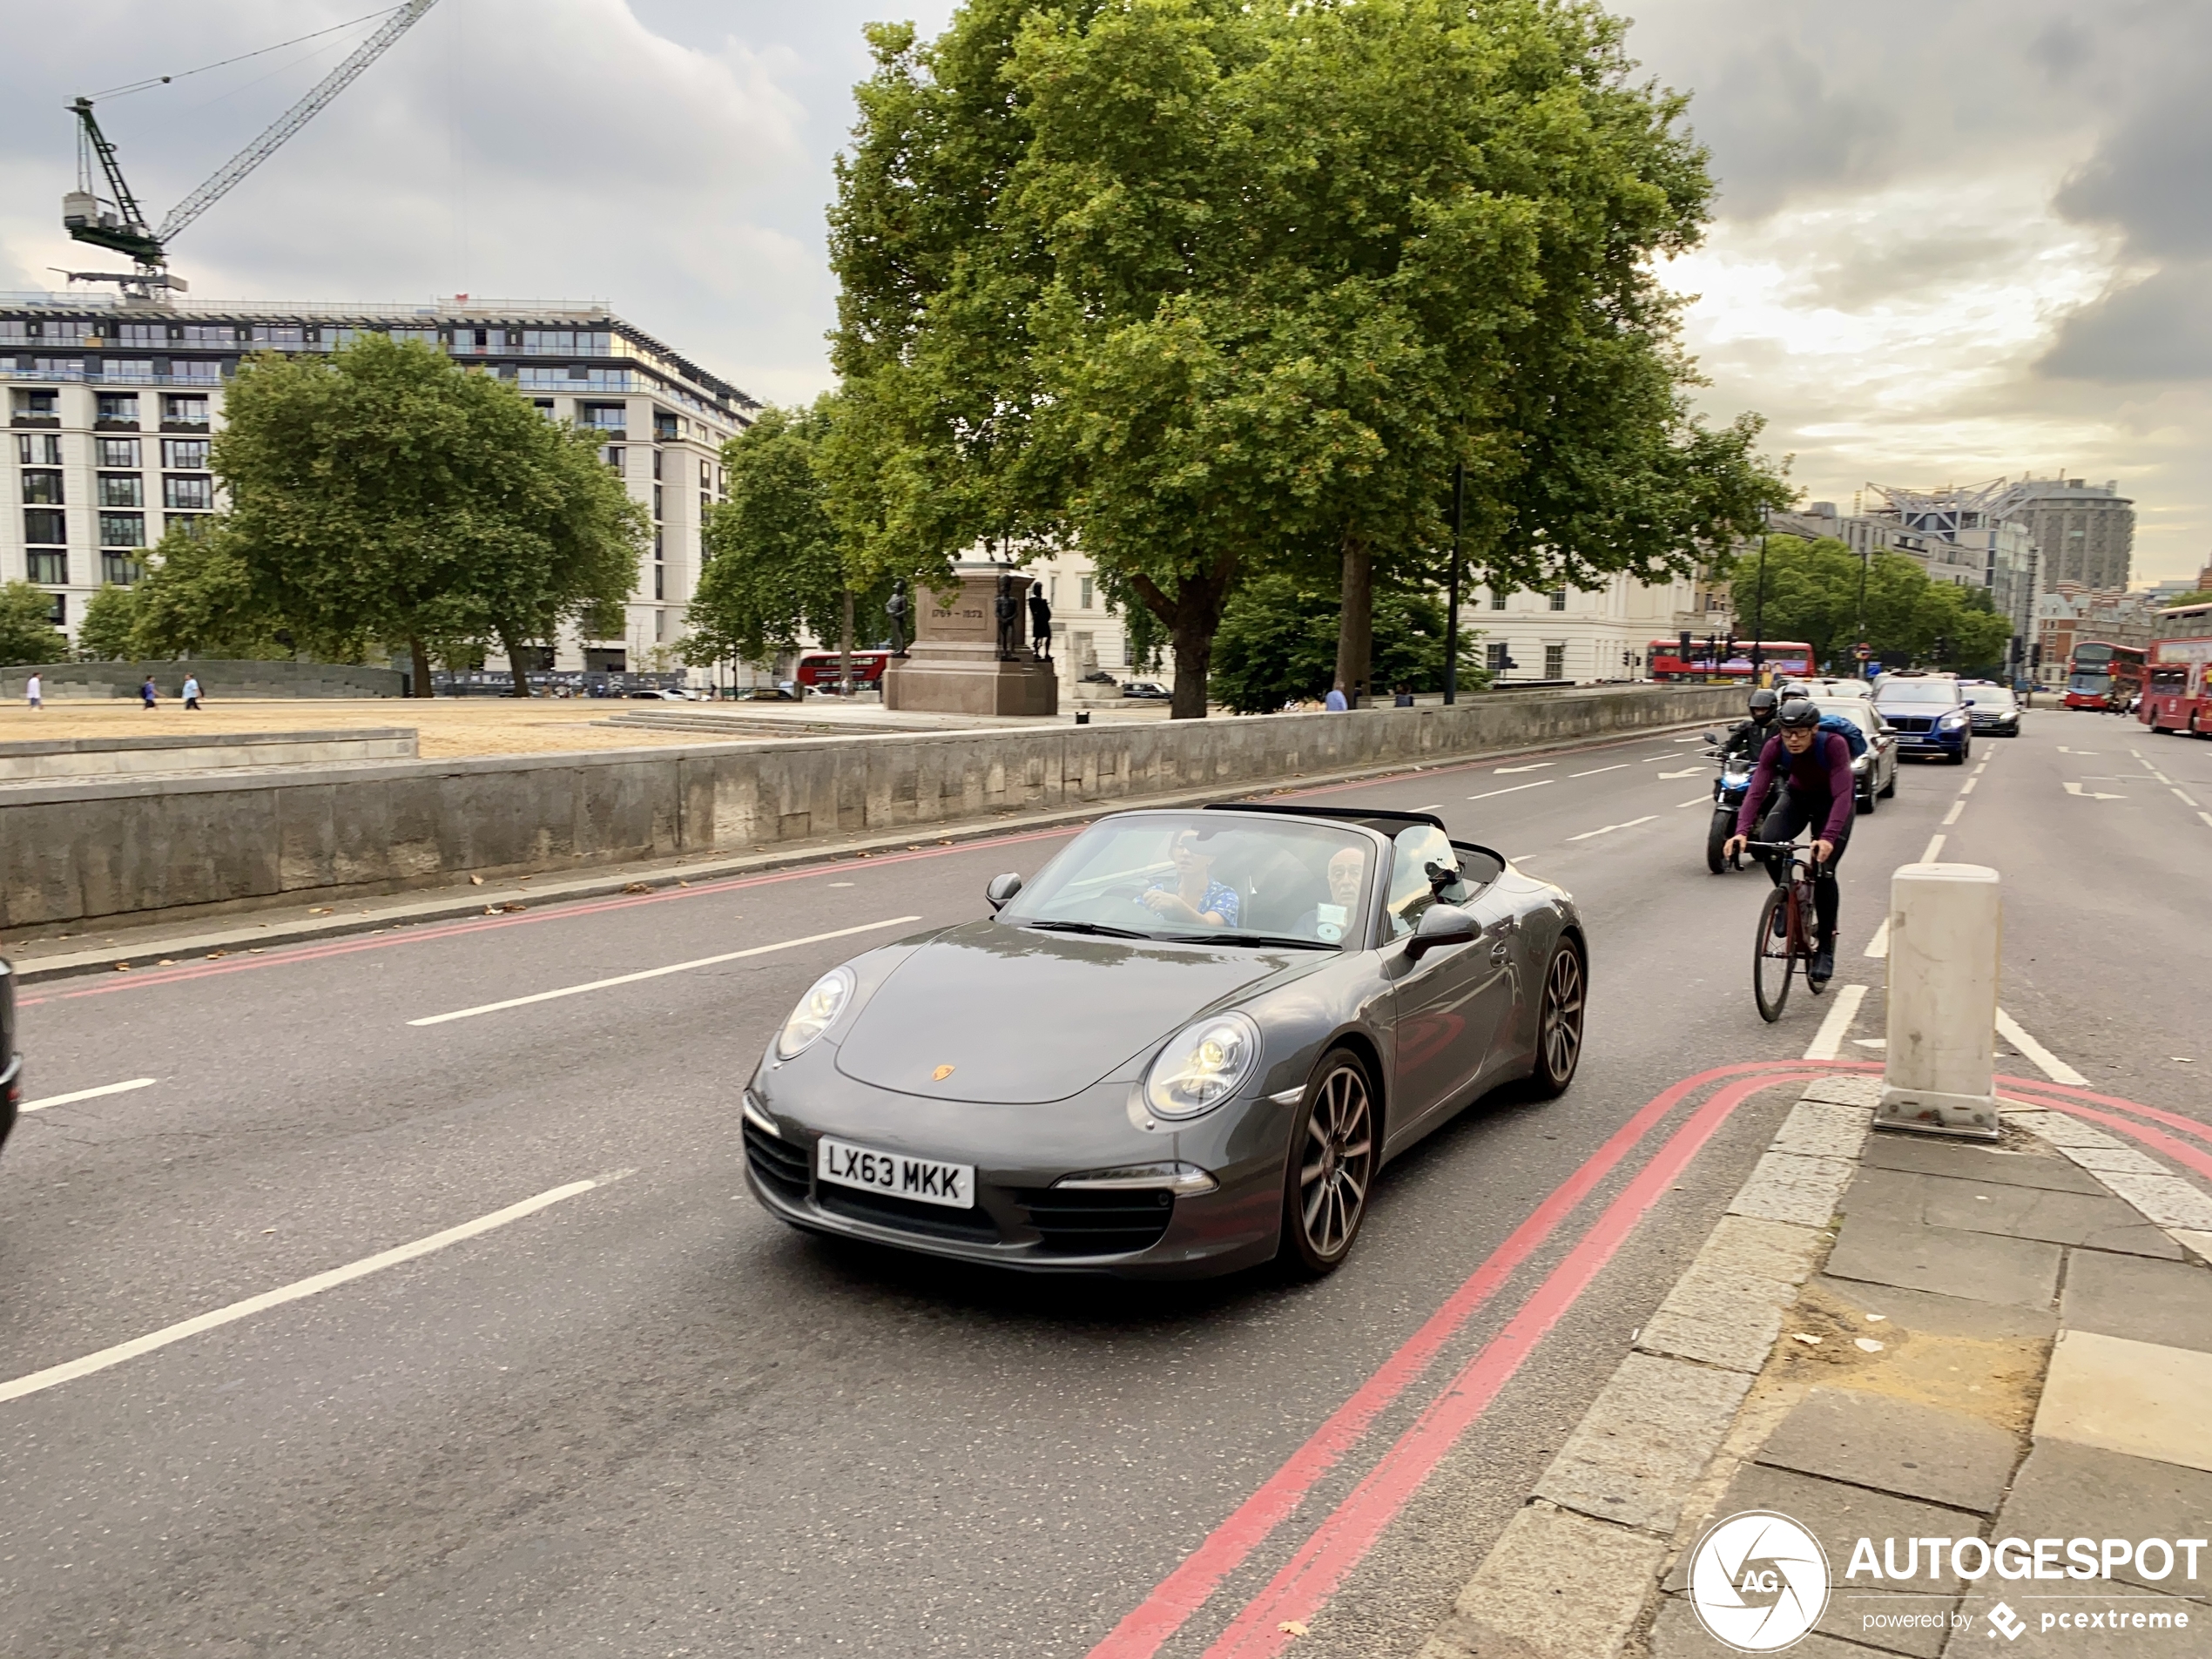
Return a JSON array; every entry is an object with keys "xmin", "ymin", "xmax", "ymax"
[{"xmin": 1424, "ymin": 1072, "xmax": 2212, "ymax": 1657}]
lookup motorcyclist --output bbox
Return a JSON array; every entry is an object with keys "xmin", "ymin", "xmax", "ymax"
[
  {"xmin": 1723, "ymin": 699, "xmax": 1854, "ymax": 982},
  {"xmin": 1719, "ymin": 686, "xmax": 1782, "ymax": 762}
]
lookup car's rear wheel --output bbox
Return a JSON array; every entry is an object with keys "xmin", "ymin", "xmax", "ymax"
[
  {"xmin": 1279, "ymin": 1049, "xmax": 1377, "ymax": 1278},
  {"xmin": 1528, "ymin": 941, "xmax": 1586, "ymax": 1098}
]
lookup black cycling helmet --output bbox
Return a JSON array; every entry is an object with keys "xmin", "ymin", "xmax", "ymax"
[
  {"xmin": 1747, "ymin": 687, "xmax": 1779, "ymax": 718},
  {"xmin": 1776, "ymin": 699, "xmax": 1821, "ymax": 730}
]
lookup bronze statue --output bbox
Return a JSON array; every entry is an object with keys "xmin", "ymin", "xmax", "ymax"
[
  {"xmin": 885, "ymin": 577, "xmax": 911, "ymax": 657},
  {"xmin": 994, "ymin": 573, "xmax": 1021, "ymax": 661}
]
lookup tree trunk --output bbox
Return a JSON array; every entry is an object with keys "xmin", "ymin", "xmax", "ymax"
[
  {"xmin": 408, "ymin": 636, "xmax": 434, "ymax": 698},
  {"xmin": 1334, "ymin": 532, "xmax": 1372, "ymax": 707},
  {"xmin": 840, "ymin": 588, "xmax": 855, "ymax": 696},
  {"xmin": 497, "ymin": 624, "xmax": 533, "ymax": 697}
]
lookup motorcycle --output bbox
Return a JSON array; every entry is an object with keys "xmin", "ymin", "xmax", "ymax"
[{"xmin": 1702, "ymin": 733, "xmax": 1755, "ymax": 873}]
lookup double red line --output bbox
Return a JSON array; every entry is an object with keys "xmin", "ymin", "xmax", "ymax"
[{"xmin": 1089, "ymin": 1058, "xmax": 1871, "ymax": 1659}]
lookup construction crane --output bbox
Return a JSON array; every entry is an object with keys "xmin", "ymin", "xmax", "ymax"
[{"xmin": 60, "ymin": 0, "xmax": 442, "ymax": 300}]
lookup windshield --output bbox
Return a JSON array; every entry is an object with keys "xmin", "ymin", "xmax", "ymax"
[
  {"xmin": 2068, "ymin": 673, "xmax": 2110, "ymax": 693},
  {"xmin": 1812, "ymin": 702, "xmax": 1877, "ymax": 733},
  {"xmin": 1970, "ymin": 688, "xmax": 2016, "ymax": 710},
  {"xmin": 1874, "ymin": 679, "xmax": 1962, "ymax": 706},
  {"xmin": 998, "ymin": 813, "xmax": 1380, "ymax": 948}
]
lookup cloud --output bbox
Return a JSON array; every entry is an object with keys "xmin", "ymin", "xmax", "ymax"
[{"xmin": 2040, "ymin": 263, "xmax": 2212, "ymax": 384}]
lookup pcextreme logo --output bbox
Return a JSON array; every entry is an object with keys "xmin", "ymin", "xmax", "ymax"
[{"xmin": 1689, "ymin": 1510, "xmax": 1831, "ymax": 1651}]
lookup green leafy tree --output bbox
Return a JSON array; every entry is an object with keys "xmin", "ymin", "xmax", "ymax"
[
  {"xmin": 688, "ymin": 397, "xmax": 889, "ymax": 669},
  {"xmin": 828, "ymin": 0, "xmax": 1788, "ymax": 719},
  {"xmin": 127, "ymin": 521, "xmax": 296, "ymax": 660},
  {"xmin": 0, "ymin": 581, "xmax": 66, "ymax": 667},
  {"xmin": 75, "ymin": 583, "xmax": 141, "ymax": 661},
  {"xmin": 214, "ymin": 334, "xmax": 644, "ymax": 697},
  {"xmin": 1211, "ymin": 573, "xmax": 1486, "ymax": 713},
  {"xmin": 1744, "ymin": 536, "xmax": 2010, "ymax": 671}
]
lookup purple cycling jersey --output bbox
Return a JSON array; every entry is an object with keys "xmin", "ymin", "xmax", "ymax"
[{"xmin": 1736, "ymin": 732, "xmax": 1855, "ymax": 845}]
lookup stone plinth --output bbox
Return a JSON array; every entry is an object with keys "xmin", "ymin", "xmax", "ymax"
[{"xmin": 883, "ymin": 570, "xmax": 1058, "ymax": 717}]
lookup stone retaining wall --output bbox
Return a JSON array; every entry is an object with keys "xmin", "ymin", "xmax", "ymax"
[
  {"xmin": 0, "ymin": 728, "xmax": 417, "ymax": 781},
  {"xmin": 3, "ymin": 660, "xmax": 407, "ymax": 700},
  {"xmin": 0, "ymin": 684, "xmax": 1740, "ymax": 930}
]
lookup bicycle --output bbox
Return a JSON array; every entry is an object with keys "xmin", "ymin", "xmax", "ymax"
[{"xmin": 1743, "ymin": 840, "xmax": 1830, "ymax": 1022}]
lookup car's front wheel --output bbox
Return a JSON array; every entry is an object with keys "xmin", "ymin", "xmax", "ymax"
[
  {"xmin": 1528, "ymin": 941, "xmax": 1586, "ymax": 1098},
  {"xmin": 1279, "ymin": 1049, "xmax": 1377, "ymax": 1278}
]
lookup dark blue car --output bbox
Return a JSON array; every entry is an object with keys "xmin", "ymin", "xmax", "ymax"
[{"xmin": 1871, "ymin": 674, "xmax": 1973, "ymax": 764}]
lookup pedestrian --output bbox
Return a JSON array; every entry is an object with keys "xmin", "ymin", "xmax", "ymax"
[
  {"xmin": 24, "ymin": 671, "xmax": 40, "ymax": 711},
  {"xmin": 182, "ymin": 673, "xmax": 202, "ymax": 711},
  {"xmin": 140, "ymin": 676, "xmax": 158, "ymax": 711},
  {"xmin": 1324, "ymin": 680, "xmax": 1349, "ymax": 712}
]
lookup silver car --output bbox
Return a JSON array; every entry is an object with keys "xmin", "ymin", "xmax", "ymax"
[{"xmin": 742, "ymin": 806, "xmax": 1588, "ymax": 1278}]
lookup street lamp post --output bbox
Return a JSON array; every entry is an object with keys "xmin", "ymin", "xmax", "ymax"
[
  {"xmin": 1854, "ymin": 536, "xmax": 1871, "ymax": 679},
  {"xmin": 1444, "ymin": 460, "xmax": 1464, "ymax": 705},
  {"xmin": 1750, "ymin": 519, "xmax": 1770, "ymax": 685}
]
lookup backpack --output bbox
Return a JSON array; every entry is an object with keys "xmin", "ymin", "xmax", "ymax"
[{"xmin": 1817, "ymin": 713, "xmax": 1868, "ymax": 760}]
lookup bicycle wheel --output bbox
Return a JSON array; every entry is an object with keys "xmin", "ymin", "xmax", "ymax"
[{"xmin": 1754, "ymin": 885, "xmax": 1795, "ymax": 1022}]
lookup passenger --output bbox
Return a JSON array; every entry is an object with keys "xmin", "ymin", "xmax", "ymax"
[
  {"xmin": 1138, "ymin": 829, "xmax": 1239, "ymax": 927},
  {"xmin": 1293, "ymin": 846, "xmax": 1368, "ymax": 942}
]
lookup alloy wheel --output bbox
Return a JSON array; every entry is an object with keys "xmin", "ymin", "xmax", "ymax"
[
  {"xmin": 1533, "ymin": 945, "xmax": 1585, "ymax": 1096},
  {"xmin": 1297, "ymin": 1062, "xmax": 1374, "ymax": 1264}
]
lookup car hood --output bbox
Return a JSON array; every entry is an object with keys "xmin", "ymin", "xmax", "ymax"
[{"xmin": 833, "ymin": 921, "xmax": 1323, "ymax": 1104}]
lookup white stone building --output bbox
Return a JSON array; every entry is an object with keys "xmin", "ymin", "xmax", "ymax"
[
  {"xmin": 1469, "ymin": 570, "xmax": 1715, "ymax": 684},
  {"xmin": 1, "ymin": 292, "xmax": 753, "ymax": 667}
]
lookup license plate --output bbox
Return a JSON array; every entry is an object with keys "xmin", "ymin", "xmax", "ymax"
[{"xmin": 816, "ymin": 1135, "xmax": 974, "ymax": 1209}]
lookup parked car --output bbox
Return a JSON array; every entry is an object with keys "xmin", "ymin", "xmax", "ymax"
[
  {"xmin": 626, "ymin": 689, "xmax": 693, "ymax": 701},
  {"xmin": 737, "ymin": 684, "xmax": 801, "ymax": 701},
  {"xmin": 741, "ymin": 805, "xmax": 1587, "ymax": 1278},
  {"xmin": 1961, "ymin": 681, "xmax": 2023, "ymax": 737},
  {"xmin": 1810, "ymin": 698, "xmax": 1898, "ymax": 811},
  {"xmin": 1122, "ymin": 679, "xmax": 1173, "ymax": 700},
  {"xmin": 0, "ymin": 956, "xmax": 19, "ymax": 1155},
  {"xmin": 1871, "ymin": 673, "xmax": 1972, "ymax": 764}
]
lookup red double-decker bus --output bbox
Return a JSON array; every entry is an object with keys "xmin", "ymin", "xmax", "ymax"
[
  {"xmin": 2063, "ymin": 641, "xmax": 2146, "ymax": 711},
  {"xmin": 1647, "ymin": 638, "xmax": 1815, "ymax": 681},
  {"xmin": 2140, "ymin": 603, "xmax": 2212, "ymax": 736},
  {"xmin": 794, "ymin": 649, "xmax": 892, "ymax": 691}
]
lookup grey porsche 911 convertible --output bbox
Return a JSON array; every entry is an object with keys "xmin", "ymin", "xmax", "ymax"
[{"xmin": 742, "ymin": 803, "xmax": 1587, "ymax": 1278}]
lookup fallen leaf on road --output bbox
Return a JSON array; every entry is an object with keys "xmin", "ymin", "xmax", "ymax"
[
  {"xmin": 623, "ymin": 882, "xmax": 651, "ymax": 894},
  {"xmin": 469, "ymin": 874, "xmax": 484, "ymax": 886},
  {"xmin": 157, "ymin": 959, "xmax": 173, "ymax": 966},
  {"xmin": 1278, "ymin": 1623, "xmax": 1308, "ymax": 1637},
  {"xmin": 501, "ymin": 901, "xmax": 527, "ymax": 913},
  {"xmin": 113, "ymin": 962, "xmax": 130, "ymax": 972}
]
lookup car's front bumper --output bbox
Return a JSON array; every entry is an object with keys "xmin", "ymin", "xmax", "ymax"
[
  {"xmin": 740, "ymin": 1060, "xmax": 1292, "ymax": 1278},
  {"xmin": 1886, "ymin": 721, "xmax": 1969, "ymax": 758}
]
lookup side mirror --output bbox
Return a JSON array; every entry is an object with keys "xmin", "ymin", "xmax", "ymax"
[
  {"xmin": 1406, "ymin": 904, "xmax": 1479, "ymax": 960},
  {"xmin": 1879, "ymin": 722, "xmax": 1898, "ymax": 735},
  {"xmin": 985, "ymin": 872, "xmax": 1024, "ymax": 912}
]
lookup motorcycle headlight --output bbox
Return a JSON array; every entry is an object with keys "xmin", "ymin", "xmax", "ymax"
[
  {"xmin": 1144, "ymin": 1012, "xmax": 1261, "ymax": 1119},
  {"xmin": 775, "ymin": 967, "xmax": 855, "ymax": 1059}
]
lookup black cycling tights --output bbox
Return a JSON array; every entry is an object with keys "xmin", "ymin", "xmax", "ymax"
[{"xmin": 1755, "ymin": 792, "xmax": 1846, "ymax": 943}]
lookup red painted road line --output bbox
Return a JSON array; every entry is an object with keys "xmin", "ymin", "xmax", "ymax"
[
  {"xmin": 1084, "ymin": 1059, "xmax": 1850, "ymax": 1659},
  {"xmin": 1993, "ymin": 1076, "xmax": 2212, "ymax": 1150},
  {"xmin": 1203, "ymin": 1069, "xmax": 1824, "ymax": 1659},
  {"xmin": 23, "ymin": 824, "xmax": 1082, "ymax": 1006}
]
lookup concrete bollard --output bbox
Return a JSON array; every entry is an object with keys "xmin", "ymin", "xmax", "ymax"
[{"xmin": 1876, "ymin": 862, "xmax": 2002, "ymax": 1140}]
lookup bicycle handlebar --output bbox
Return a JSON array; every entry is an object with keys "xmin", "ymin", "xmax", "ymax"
[{"xmin": 1741, "ymin": 839, "xmax": 1828, "ymax": 862}]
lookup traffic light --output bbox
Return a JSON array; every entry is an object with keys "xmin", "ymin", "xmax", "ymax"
[
  {"xmin": 1678, "ymin": 630, "xmax": 1693, "ymax": 664},
  {"xmin": 1724, "ymin": 633, "xmax": 1738, "ymax": 662}
]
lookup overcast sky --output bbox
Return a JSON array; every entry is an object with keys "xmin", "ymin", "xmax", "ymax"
[{"xmin": 3, "ymin": 0, "xmax": 2205, "ymax": 583}]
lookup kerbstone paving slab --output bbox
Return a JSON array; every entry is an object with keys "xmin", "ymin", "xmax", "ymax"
[
  {"xmin": 1649, "ymin": 1595, "xmax": 1910, "ymax": 1659},
  {"xmin": 2033, "ymin": 1329, "xmax": 2212, "ymax": 1473},
  {"xmin": 2060, "ymin": 1251, "xmax": 2212, "ymax": 1353},
  {"xmin": 1426, "ymin": 1504, "xmax": 1666, "ymax": 1659},
  {"xmin": 1635, "ymin": 1217, "xmax": 1825, "ymax": 1374},
  {"xmin": 1987, "ymin": 1440, "xmax": 2212, "ymax": 1602},
  {"xmin": 1824, "ymin": 1216, "xmax": 2061, "ymax": 1308},
  {"xmin": 1728, "ymin": 1151, "xmax": 1856, "ymax": 1227},
  {"xmin": 1753, "ymin": 1388, "xmax": 2019, "ymax": 1514},
  {"xmin": 1864, "ymin": 1135, "xmax": 2107, "ymax": 1194},
  {"xmin": 1533, "ymin": 1352, "xmax": 1751, "ymax": 1534},
  {"xmin": 2094, "ymin": 1170, "xmax": 2212, "ymax": 1233},
  {"xmin": 1773, "ymin": 1100, "xmax": 1872, "ymax": 1160},
  {"xmin": 1803, "ymin": 1073, "xmax": 1884, "ymax": 1109}
]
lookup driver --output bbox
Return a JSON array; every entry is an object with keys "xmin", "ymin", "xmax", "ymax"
[
  {"xmin": 1720, "ymin": 686, "xmax": 1781, "ymax": 762},
  {"xmin": 1291, "ymin": 846, "xmax": 1369, "ymax": 942},
  {"xmin": 1138, "ymin": 829, "xmax": 1238, "ymax": 927},
  {"xmin": 1724, "ymin": 700, "xmax": 1853, "ymax": 981}
]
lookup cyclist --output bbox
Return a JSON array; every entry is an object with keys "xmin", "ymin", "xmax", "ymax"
[
  {"xmin": 1723, "ymin": 699, "xmax": 1853, "ymax": 981},
  {"xmin": 1719, "ymin": 686, "xmax": 1782, "ymax": 763}
]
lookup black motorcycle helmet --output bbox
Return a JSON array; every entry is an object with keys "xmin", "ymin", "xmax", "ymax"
[
  {"xmin": 1776, "ymin": 698, "xmax": 1822, "ymax": 731},
  {"xmin": 1746, "ymin": 687, "xmax": 1779, "ymax": 721}
]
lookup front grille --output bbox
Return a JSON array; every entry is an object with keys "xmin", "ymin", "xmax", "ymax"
[
  {"xmin": 1886, "ymin": 714, "xmax": 1934, "ymax": 733},
  {"xmin": 744, "ymin": 1117, "xmax": 810, "ymax": 1201},
  {"xmin": 1017, "ymin": 1187, "xmax": 1176, "ymax": 1256},
  {"xmin": 819, "ymin": 1184, "xmax": 1001, "ymax": 1243}
]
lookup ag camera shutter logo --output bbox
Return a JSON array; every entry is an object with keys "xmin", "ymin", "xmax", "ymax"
[{"xmin": 1688, "ymin": 1510, "xmax": 1831, "ymax": 1651}]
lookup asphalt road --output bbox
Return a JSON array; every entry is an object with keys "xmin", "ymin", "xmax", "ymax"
[{"xmin": 0, "ymin": 705, "xmax": 2196, "ymax": 1659}]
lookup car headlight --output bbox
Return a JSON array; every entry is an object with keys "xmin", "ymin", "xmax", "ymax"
[
  {"xmin": 1939, "ymin": 711, "xmax": 1968, "ymax": 727},
  {"xmin": 775, "ymin": 967, "xmax": 855, "ymax": 1059},
  {"xmin": 1144, "ymin": 1012, "xmax": 1261, "ymax": 1119}
]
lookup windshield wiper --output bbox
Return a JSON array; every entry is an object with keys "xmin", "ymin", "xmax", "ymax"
[
  {"xmin": 1157, "ymin": 931, "xmax": 1340, "ymax": 951},
  {"xmin": 1019, "ymin": 919, "xmax": 1154, "ymax": 940}
]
